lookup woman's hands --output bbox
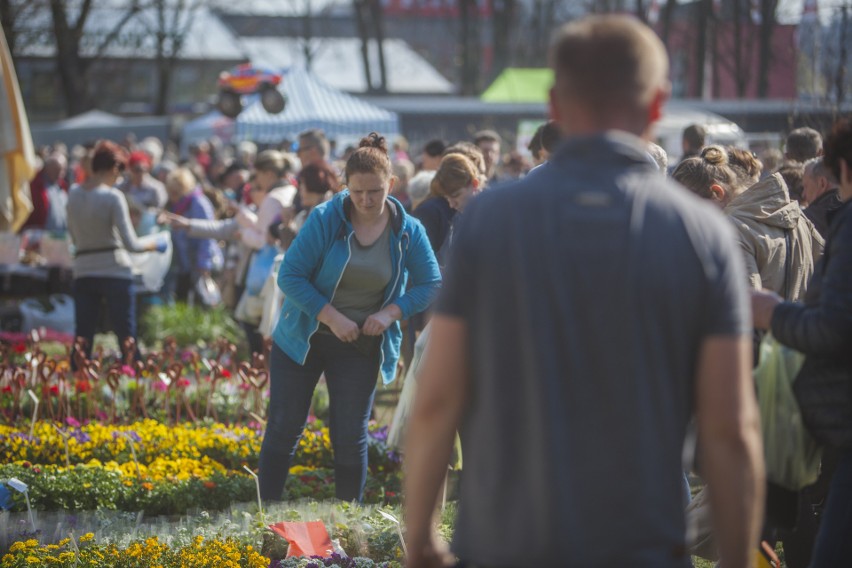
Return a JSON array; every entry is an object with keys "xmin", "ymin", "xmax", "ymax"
[
  {"xmin": 751, "ymin": 288, "xmax": 783, "ymax": 330},
  {"xmin": 157, "ymin": 211, "xmax": 189, "ymax": 229},
  {"xmin": 318, "ymin": 304, "xmax": 360, "ymax": 342},
  {"xmin": 362, "ymin": 304, "xmax": 402, "ymax": 336},
  {"xmin": 317, "ymin": 304, "xmax": 402, "ymax": 342}
]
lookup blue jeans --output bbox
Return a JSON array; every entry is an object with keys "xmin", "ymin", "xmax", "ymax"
[
  {"xmin": 812, "ymin": 449, "xmax": 852, "ymax": 567},
  {"xmin": 258, "ymin": 334, "xmax": 380, "ymax": 502},
  {"xmin": 72, "ymin": 276, "xmax": 136, "ymax": 363}
]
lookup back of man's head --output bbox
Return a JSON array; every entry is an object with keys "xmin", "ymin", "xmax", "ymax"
[
  {"xmin": 785, "ymin": 127, "xmax": 823, "ymax": 163},
  {"xmin": 423, "ymin": 139, "xmax": 446, "ymax": 159},
  {"xmin": 682, "ymin": 124, "xmax": 707, "ymax": 154},
  {"xmin": 473, "ymin": 130, "xmax": 501, "ymax": 146},
  {"xmin": 804, "ymin": 157, "xmax": 837, "ymax": 186},
  {"xmin": 549, "ymin": 15, "xmax": 669, "ymax": 136},
  {"xmin": 298, "ymin": 128, "xmax": 330, "ymax": 159}
]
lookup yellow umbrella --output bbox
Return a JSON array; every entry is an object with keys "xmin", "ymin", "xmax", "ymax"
[{"xmin": 0, "ymin": 27, "xmax": 35, "ymax": 232}]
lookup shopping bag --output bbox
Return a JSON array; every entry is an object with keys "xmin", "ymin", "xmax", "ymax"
[
  {"xmin": 245, "ymin": 244, "xmax": 279, "ymax": 296},
  {"xmin": 754, "ymin": 334, "xmax": 822, "ymax": 491},
  {"xmin": 269, "ymin": 520, "xmax": 333, "ymax": 558}
]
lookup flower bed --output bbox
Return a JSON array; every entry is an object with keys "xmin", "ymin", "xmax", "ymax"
[
  {"xmin": 0, "ymin": 420, "xmax": 398, "ymax": 474},
  {"xmin": 0, "ymin": 501, "xmax": 442, "ymax": 565},
  {"xmin": 1, "ymin": 534, "xmax": 269, "ymax": 568},
  {"xmin": 0, "ymin": 420, "xmax": 402, "ymax": 515}
]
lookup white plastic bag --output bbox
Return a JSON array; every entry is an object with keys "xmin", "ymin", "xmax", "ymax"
[{"xmin": 130, "ymin": 232, "xmax": 172, "ymax": 293}]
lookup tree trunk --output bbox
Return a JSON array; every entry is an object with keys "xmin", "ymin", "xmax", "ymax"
[
  {"xmin": 491, "ymin": 0, "xmax": 515, "ymax": 80},
  {"xmin": 635, "ymin": 0, "xmax": 647, "ymax": 24},
  {"xmin": 733, "ymin": 0, "xmax": 747, "ymax": 96},
  {"xmin": 0, "ymin": 0, "xmax": 16, "ymax": 55},
  {"xmin": 459, "ymin": 0, "xmax": 478, "ymax": 96},
  {"xmin": 368, "ymin": 0, "xmax": 387, "ymax": 94},
  {"xmin": 353, "ymin": 0, "xmax": 373, "ymax": 93},
  {"xmin": 694, "ymin": 0, "xmax": 710, "ymax": 97},
  {"xmin": 302, "ymin": 0, "xmax": 313, "ymax": 72},
  {"xmin": 756, "ymin": 0, "xmax": 778, "ymax": 98},
  {"xmin": 661, "ymin": 0, "xmax": 677, "ymax": 47},
  {"xmin": 50, "ymin": 0, "xmax": 92, "ymax": 116},
  {"xmin": 836, "ymin": 5, "xmax": 849, "ymax": 104}
]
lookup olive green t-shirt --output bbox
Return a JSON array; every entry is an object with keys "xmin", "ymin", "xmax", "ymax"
[{"xmin": 331, "ymin": 221, "xmax": 393, "ymax": 326}]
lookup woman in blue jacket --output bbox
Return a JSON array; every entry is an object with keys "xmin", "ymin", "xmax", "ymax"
[{"xmin": 259, "ymin": 133, "xmax": 441, "ymax": 502}]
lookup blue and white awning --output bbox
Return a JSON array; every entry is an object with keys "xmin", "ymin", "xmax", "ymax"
[{"xmin": 236, "ymin": 68, "xmax": 399, "ymax": 144}]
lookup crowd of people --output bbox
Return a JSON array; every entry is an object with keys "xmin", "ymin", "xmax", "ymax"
[{"xmin": 12, "ymin": 13, "xmax": 852, "ymax": 568}]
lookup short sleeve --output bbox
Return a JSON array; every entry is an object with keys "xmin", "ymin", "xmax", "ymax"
[
  {"xmin": 434, "ymin": 207, "xmax": 476, "ymax": 319},
  {"xmin": 702, "ymin": 221, "xmax": 752, "ymax": 337}
]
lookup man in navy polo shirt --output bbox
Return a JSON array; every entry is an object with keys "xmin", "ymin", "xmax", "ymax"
[{"xmin": 404, "ymin": 15, "xmax": 764, "ymax": 568}]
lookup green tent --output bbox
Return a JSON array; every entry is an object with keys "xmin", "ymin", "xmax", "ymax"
[{"xmin": 480, "ymin": 68, "xmax": 554, "ymax": 103}]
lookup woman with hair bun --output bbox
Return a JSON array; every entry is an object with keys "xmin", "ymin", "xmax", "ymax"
[
  {"xmin": 673, "ymin": 144, "xmax": 823, "ymax": 302},
  {"xmin": 258, "ymin": 132, "xmax": 441, "ymax": 502}
]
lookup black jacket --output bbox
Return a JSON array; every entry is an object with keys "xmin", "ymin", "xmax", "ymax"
[
  {"xmin": 772, "ymin": 200, "xmax": 852, "ymax": 356},
  {"xmin": 804, "ymin": 188, "xmax": 843, "ymax": 238},
  {"xmin": 772, "ymin": 200, "xmax": 852, "ymax": 448}
]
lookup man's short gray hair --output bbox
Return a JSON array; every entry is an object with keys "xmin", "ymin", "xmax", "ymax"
[{"xmin": 804, "ymin": 157, "xmax": 837, "ymax": 185}]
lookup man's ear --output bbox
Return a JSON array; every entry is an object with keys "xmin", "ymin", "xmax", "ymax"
[
  {"xmin": 647, "ymin": 82, "xmax": 671, "ymax": 125},
  {"xmin": 549, "ymin": 86, "xmax": 561, "ymax": 123},
  {"xmin": 841, "ymin": 159, "xmax": 851, "ymax": 187}
]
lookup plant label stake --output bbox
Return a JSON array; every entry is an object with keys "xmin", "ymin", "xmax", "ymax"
[
  {"xmin": 377, "ymin": 510, "xmax": 407, "ymax": 558},
  {"xmin": 68, "ymin": 529, "xmax": 83, "ymax": 567},
  {"xmin": 27, "ymin": 389, "xmax": 39, "ymax": 439},
  {"xmin": 242, "ymin": 465, "xmax": 264, "ymax": 520},
  {"xmin": 249, "ymin": 412, "xmax": 267, "ymax": 427},
  {"xmin": 121, "ymin": 432, "xmax": 142, "ymax": 479},
  {"xmin": 6, "ymin": 478, "xmax": 35, "ymax": 532},
  {"xmin": 53, "ymin": 424, "xmax": 72, "ymax": 467}
]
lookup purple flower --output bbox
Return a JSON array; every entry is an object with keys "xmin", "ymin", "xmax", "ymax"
[{"xmin": 66, "ymin": 416, "xmax": 81, "ymax": 428}]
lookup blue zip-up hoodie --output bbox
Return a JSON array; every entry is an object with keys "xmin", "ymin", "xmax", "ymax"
[{"xmin": 272, "ymin": 190, "xmax": 441, "ymax": 384}]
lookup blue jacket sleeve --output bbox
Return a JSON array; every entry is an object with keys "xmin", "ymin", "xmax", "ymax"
[
  {"xmin": 393, "ymin": 220, "xmax": 442, "ymax": 319},
  {"xmin": 278, "ymin": 209, "xmax": 333, "ymax": 320}
]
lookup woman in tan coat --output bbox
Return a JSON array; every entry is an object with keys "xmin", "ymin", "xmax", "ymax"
[{"xmin": 673, "ymin": 145, "xmax": 824, "ymax": 301}]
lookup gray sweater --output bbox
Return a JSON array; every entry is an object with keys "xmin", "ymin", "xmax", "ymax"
[{"xmin": 66, "ymin": 184, "xmax": 149, "ymax": 279}]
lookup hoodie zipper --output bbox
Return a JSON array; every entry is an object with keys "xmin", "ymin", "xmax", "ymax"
[{"xmin": 300, "ymin": 229, "xmax": 354, "ymax": 365}]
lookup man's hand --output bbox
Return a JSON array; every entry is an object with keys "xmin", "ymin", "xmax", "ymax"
[
  {"xmin": 407, "ymin": 533, "xmax": 455, "ymax": 568},
  {"xmin": 751, "ymin": 288, "xmax": 782, "ymax": 330},
  {"xmin": 362, "ymin": 304, "xmax": 402, "ymax": 336}
]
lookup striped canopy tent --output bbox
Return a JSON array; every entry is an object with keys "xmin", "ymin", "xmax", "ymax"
[{"xmin": 235, "ymin": 67, "xmax": 399, "ymax": 144}]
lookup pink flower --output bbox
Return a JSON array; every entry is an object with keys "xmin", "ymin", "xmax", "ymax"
[
  {"xmin": 153, "ymin": 381, "xmax": 169, "ymax": 392},
  {"xmin": 178, "ymin": 378, "xmax": 191, "ymax": 388},
  {"xmin": 66, "ymin": 416, "xmax": 81, "ymax": 428},
  {"xmin": 120, "ymin": 365, "xmax": 136, "ymax": 378}
]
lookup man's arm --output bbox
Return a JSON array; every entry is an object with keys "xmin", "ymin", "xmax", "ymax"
[
  {"xmin": 696, "ymin": 336, "xmax": 765, "ymax": 568},
  {"xmin": 404, "ymin": 315, "xmax": 469, "ymax": 568}
]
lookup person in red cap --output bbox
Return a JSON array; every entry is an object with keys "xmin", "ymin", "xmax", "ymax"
[
  {"xmin": 118, "ymin": 150, "xmax": 168, "ymax": 235},
  {"xmin": 119, "ymin": 150, "xmax": 167, "ymax": 211}
]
